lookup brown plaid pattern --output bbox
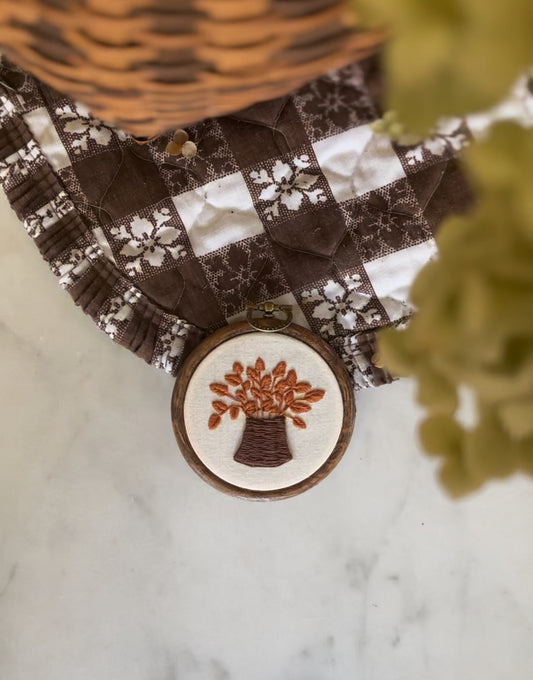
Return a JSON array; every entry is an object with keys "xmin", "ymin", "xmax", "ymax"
[{"xmin": 0, "ymin": 56, "xmax": 472, "ymax": 388}]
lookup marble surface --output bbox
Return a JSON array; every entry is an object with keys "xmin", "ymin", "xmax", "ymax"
[{"xmin": 1, "ymin": 189, "xmax": 533, "ymax": 680}]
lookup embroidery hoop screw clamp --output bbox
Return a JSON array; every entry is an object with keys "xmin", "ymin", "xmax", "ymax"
[{"xmin": 246, "ymin": 302, "xmax": 293, "ymax": 332}]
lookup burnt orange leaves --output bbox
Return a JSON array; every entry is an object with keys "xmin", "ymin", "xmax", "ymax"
[
  {"xmin": 208, "ymin": 357, "xmax": 325, "ymax": 430},
  {"xmin": 210, "ymin": 383, "xmax": 229, "ymax": 397},
  {"xmin": 208, "ymin": 413, "xmax": 221, "ymax": 430}
]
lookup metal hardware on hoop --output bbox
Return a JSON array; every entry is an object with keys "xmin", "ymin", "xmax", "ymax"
[{"xmin": 246, "ymin": 302, "xmax": 293, "ymax": 332}]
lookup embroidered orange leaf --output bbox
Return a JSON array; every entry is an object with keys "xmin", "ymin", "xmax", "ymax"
[
  {"xmin": 304, "ymin": 389, "xmax": 326, "ymax": 403},
  {"xmin": 208, "ymin": 413, "xmax": 222, "ymax": 430},
  {"xmin": 290, "ymin": 401, "xmax": 312, "ymax": 413},
  {"xmin": 275, "ymin": 379, "xmax": 287, "ymax": 392},
  {"xmin": 286, "ymin": 369, "xmax": 297, "ymax": 386},
  {"xmin": 211, "ymin": 357, "xmax": 324, "ymax": 428},
  {"xmin": 294, "ymin": 381, "xmax": 311, "ymax": 393},
  {"xmin": 243, "ymin": 401, "xmax": 257, "ymax": 415},
  {"xmin": 246, "ymin": 366, "xmax": 259, "ymax": 381},
  {"xmin": 261, "ymin": 375, "xmax": 272, "ymax": 390},
  {"xmin": 210, "ymin": 383, "xmax": 229, "ymax": 396},
  {"xmin": 212, "ymin": 400, "xmax": 228, "ymax": 414},
  {"xmin": 273, "ymin": 361, "xmax": 286, "ymax": 377},
  {"xmin": 225, "ymin": 373, "xmax": 241, "ymax": 386}
]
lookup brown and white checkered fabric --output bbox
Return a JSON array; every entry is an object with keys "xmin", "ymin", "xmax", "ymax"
[{"xmin": 0, "ymin": 55, "xmax": 472, "ymax": 388}]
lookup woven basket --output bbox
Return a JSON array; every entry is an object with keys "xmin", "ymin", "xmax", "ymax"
[{"xmin": 0, "ymin": 0, "xmax": 384, "ymax": 137}]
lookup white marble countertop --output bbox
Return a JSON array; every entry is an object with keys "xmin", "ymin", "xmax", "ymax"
[{"xmin": 1, "ymin": 190, "xmax": 533, "ymax": 680}]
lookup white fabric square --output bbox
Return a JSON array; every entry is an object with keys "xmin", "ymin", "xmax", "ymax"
[
  {"xmin": 23, "ymin": 107, "xmax": 71, "ymax": 171},
  {"xmin": 313, "ymin": 124, "xmax": 406, "ymax": 203},
  {"xmin": 364, "ymin": 240, "xmax": 437, "ymax": 321},
  {"xmin": 172, "ymin": 172, "xmax": 264, "ymax": 256}
]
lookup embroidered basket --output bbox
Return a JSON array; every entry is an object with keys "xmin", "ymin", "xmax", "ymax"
[{"xmin": 0, "ymin": 0, "xmax": 384, "ymax": 137}]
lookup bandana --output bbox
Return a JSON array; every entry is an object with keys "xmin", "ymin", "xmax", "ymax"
[{"xmin": 0, "ymin": 55, "xmax": 472, "ymax": 388}]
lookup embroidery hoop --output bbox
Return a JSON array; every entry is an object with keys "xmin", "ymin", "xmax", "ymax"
[{"xmin": 171, "ymin": 303, "xmax": 356, "ymax": 500}]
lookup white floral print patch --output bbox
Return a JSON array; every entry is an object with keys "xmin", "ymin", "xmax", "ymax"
[
  {"xmin": 0, "ymin": 139, "xmax": 42, "ymax": 186},
  {"xmin": 55, "ymin": 102, "xmax": 125, "ymax": 154},
  {"xmin": 301, "ymin": 273, "xmax": 382, "ymax": 336},
  {"xmin": 152, "ymin": 320, "xmax": 190, "ymax": 374},
  {"xmin": 110, "ymin": 207, "xmax": 186, "ymax": 276},
  {"xmin": 51, "ymin": 243, "xmax": 101, "ymax": 289},
  {"xmin": 23, "ymin": 191, "xmax": 75, "ymax": 237},
  {"xmin": 402, "ymin": 118, "xmax": 468, "ymax": 165},
  {"xmin": 97, "ymin": 287, "xmax": 141, "ymax": 340},
  {"xmin": 250, "ymin": 154, "xmax": 326, "ymax": 220}
]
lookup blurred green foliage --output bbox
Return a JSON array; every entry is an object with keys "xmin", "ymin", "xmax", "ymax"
[
  {"xmin": 357, "ymin": 0, "xmax": 533, "ymax": 133},
  {"xmin": 380, "ymin": 125, "xmax": 533, "ymax": 496},
  {"xmin": 353, "ymin": 0, "xmax": 533, "ymax": 495}
]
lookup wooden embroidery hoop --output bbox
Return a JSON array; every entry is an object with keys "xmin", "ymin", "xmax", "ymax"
[{"xmin": 171, "ymin": 303, "xmax": 356, "ymax": 500}]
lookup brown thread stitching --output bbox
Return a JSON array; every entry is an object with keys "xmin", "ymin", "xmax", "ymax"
[
  {"xmin": 234, "ymin": 416, "xmax": 292, "ymax": 468},
  {"xmin": 208, "ymin": 357, "xmax": 326, "ymax": 467}
]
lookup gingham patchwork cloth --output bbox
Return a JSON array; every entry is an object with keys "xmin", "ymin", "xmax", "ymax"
[{"xmin": 0, "ymin": 55, "xmax": 472, "ymax": 389}]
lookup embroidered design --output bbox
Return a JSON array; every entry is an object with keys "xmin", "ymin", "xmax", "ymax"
[
  {"xmin": 342, "ymin": 179, "xmax": 431, "ymax": 261},
  {"xmin": 208, "ymin": 358, "xmax": 325, "ymax": 467},
  {"xmin": 55, "ymin": 102, "xmax": 125, "ymax": 154},
  {"xmin": 250, "ymin": 154, "xmax": 326, "ymax": 220},
  {"xmin": 399, "ymin": 118, "xmax": 468, "ymax": 166},
  {"xmin": 293, "ymin": 63, "xmax": 376, "ymax": 141},
  {"xmin": 301, "ymin": 274, "xmax": 382, "ymax": 337},
  {"xmin": 330, "ymin": 333, "xmax": 395, "ymax": 391},
  {"xmin": 0, "ymin": 139, "xmax": 42, "ymax": 187},
  {"xmin": 50, "ymin": 243, "xmax": 101, "ymax": 289},
  {"xmin": 152, "ymin": 318, "xmax": 191, "ymax": 374},
  {"xmin": 200, "ymin": 234, "xmax": 289, "ymax": 317},
  {"xmin": 110, "ymin": 207, "xmax": 186, "ymax": 275},
  {"xmin": 97, "ymin": 287, "xmax": 141, "ymax": 340},
  {"xmin": 0, "ymin": 59, "xmax": 42, "ymax": 111},
  {"xmin": 23, "ymin": 191, "xmax": 75, "ymax": 237}
]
